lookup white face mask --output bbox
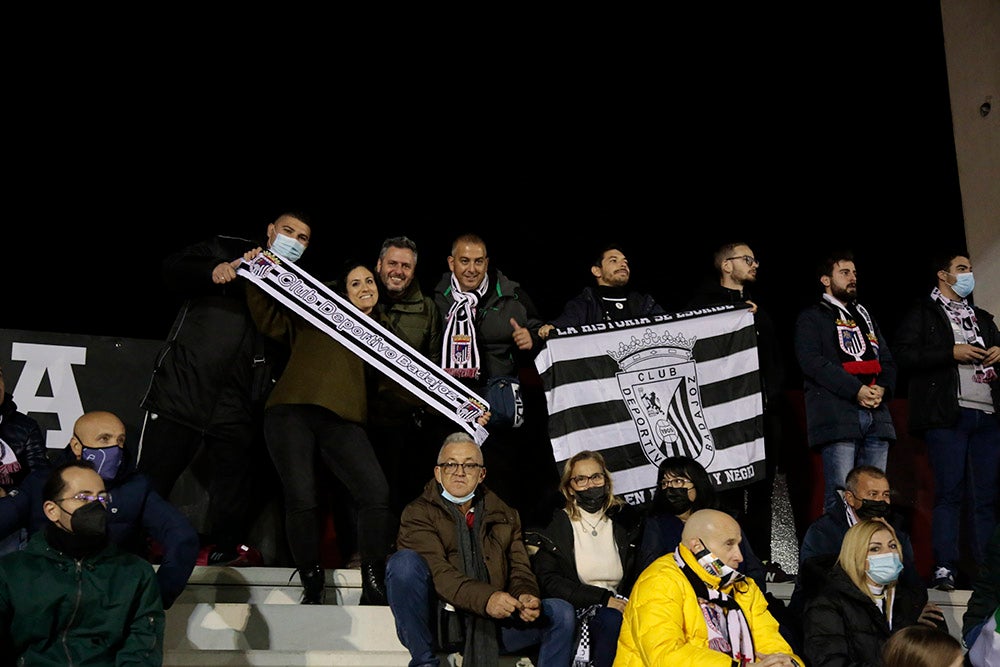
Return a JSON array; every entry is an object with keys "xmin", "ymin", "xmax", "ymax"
[{"xmin": 270, "ymin": 233, "xmax": 306, "ymax": 262}]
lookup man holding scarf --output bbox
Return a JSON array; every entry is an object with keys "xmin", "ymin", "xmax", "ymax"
[
  {"xmin": 433, "ymin": 233, "xmax": 550, "ymax": 525},
  {"xmin": 894, "ymin": 251, "xmax": 1000, "ymax": 591},
  {"xmin": 385, "ymin": 432, "xmax": 575, "ymax": 666},
  {"xmin": 615, "ymin": 508, "xmax": 802, "ymax": 666},
  {"xmin": 794, "ymin": 250, "xmax": 897, "ymax": 515}
]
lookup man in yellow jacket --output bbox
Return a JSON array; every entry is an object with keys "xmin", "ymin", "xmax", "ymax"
[{"xmin": 615, "ymin": 509, "xmax": 803, "ymax": 666}]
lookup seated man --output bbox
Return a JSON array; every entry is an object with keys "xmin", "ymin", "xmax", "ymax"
[
  {"xmin": 616, "ymin": 508, "xmax": 803, "ymax": 666},
  {"xmin": 385, "ymin": 432, "xmax": 575, "ymax": 666},
  {"xmin": 0, "ymin": 410, "xmax": 198, "ymax": 609},
  {"xmin": 785, "ymin": 464, "xmax": 930, "ymax": 653},
  {"xmin": 0, "ymin": 459, "xmax": 164, "ymax": 665}
]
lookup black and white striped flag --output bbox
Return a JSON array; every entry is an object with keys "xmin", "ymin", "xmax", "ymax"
[{"xmin": 534, "ymin": 304, "xmax": 765, "ymax": 505}]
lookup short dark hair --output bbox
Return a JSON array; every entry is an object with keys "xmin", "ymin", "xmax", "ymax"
[
  {"xmin": 43, "ymin": 460, "xmax": 97, "ymax": 503},
  {"xmin": 844, "ymin": 465, "xmax": 887, "ymax": 495},
  {"xmin": 816, "ymin": 249, "xmax": 855, "ymax": 281},
  {"xmin": 379, "ymin": 236, "xmax": 418, "ymax": 263},
  {"xmin": 593, "ymin": 244, "xmax": 626, "ymax": 269},
  {"xmin": 929, "ymin": 250, "xmax": 969, "ymax": 274},
  {"xmin": 450, "ymin": 233, "xmax": 487, "ymax": 257},
  {"xmin": 652, "ymin": 456, "xmax": 716, "ymax": 513}
]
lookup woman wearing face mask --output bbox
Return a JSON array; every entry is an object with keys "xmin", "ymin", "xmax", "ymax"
[
  {"xmin": 802, "ymin": 518, "xmax": 949, "ymax": 667},
  {"xmin": 636, "ymin": 456, "xmax": 768, "ymax": 591},
  {"xmin": 525, "ymin": 451, "xmax": 643, "ymax": 667}
]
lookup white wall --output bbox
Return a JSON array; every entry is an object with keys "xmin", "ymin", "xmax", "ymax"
[{"xmin": 940, "ymin": 0, "xmax": 1000, "ymax": 315}]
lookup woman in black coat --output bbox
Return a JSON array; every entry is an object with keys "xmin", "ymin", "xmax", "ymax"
[
  {"xmin": 526, "ymin": 450, "xmax": 643, "ymax": 667},
  {"xmin": 803, "ymin": 518, "xmax": 948, "ymax": 666}
]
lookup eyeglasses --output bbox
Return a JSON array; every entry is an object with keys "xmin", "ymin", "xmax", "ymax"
[
  {"xmin": 725, "ymin": 255, "xmax": 759, "ymax": 267},
  {"xmin": 661, "ymin": 477, "xmax": 693, "ymax": 489},
  {"xmin": 437, "ymin": 462, "xmax": 484, "ymax": 474},
  {"xmin": 57, "ymin": 492, "xmax": 112, "ymax": 506},
  {"xmin": 570, "ymin": 472, "xmax": 606, "ymax": 487}
]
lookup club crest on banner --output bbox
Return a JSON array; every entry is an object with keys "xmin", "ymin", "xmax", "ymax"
[{"xmin": 608, "ymin": 328, "xmax": 714, "ymax": 470}]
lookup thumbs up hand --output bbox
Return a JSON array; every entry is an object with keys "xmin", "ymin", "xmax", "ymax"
[{"xmin": 510, "ymin": 317, "xmax": 533, "ymax": 351}]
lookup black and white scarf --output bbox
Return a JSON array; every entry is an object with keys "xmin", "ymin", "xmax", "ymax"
[
  {"xmin": 572, "ymin": 594, "xmax": 628, "ymax": 667},
  {"xmin": 932, "ymin": 287, "xmax": 998, "ymax": 383},
  {"xmin": 0, "ymin": 427, "xmax": 21, "ymax": 486},
  {"xmin": 823, "ymin": 294, "xmax": 882, "ymax": 381},
  {"xmin": 675, "ymin": 546, "xmax": 755, "ymax": 665},
  {"xmin": 237, "ymin": 251, "xmax": 489, "ymax": 444},
  {"xmin": 442, "ymin": 273, "xmax": 490, "ymax": 379}
]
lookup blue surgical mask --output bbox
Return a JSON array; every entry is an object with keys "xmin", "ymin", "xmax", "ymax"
[
  {"xmin": 866, "ymin": 552, "xmax": 903, "ymax": 585},
  {"xmin": 441, "ymin": 487, "xmax": 476, "ymax": 504},
  {"xmin": 81, "ymin": 446, "xmax": 124, "ymax": 482},
  {"xmin": 950, "ymin": 272, "xmax": 975, "ymax": 298},
  {"xmin": 270, "ymin": 233, "xmax": 306, "ymax": 262}
]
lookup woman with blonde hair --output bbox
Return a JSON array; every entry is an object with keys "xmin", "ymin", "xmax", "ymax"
[
  {"xmin": 526, "ymin": 450, "xmax": 643, "ymax": 666},
  {"xmin": 881, "ymin": 624, "xmax": 963, "ymax": 667},
  {"xmin": 803, "ymin": 518, "xmax": 948, "ymax": 666}
]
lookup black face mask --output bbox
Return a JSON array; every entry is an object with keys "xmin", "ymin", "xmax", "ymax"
[
  {"xmin": 855, "ymin": 499, "xmax": 891, "ymax": 519},
  {"xmin": 47, "ymin": 501, "xmax": 110, "ymax": 558},
  {"xmin": 655, "ymin": 487, "xmax": 694, "ymax": 516},
  {"xmin": 575, "ymin": 486, "xmax": 608, "ymax": 513}
]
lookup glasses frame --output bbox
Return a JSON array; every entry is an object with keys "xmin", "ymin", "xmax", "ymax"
[
  {"xmin": 570, "ymin": 472, "xmax": 607, "ymax": 487},
  {"xmin": 660, "ymin": 477, "xmax": 694, "ymax": 490},
  {"xmin": 725, "ymin": 255, "xmax": 759, "ymax": 267},
  {"xmin": 57, "ymin": 492, "xmax": 112, "ymax": 506},
  {"xmin": 436, "ymin": 462, "xmax": 484, "ymax": 475}
]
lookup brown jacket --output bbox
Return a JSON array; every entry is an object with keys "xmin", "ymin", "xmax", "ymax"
[{"xmin": 397, "ymin": 479, "xmax": 539, "ymax": 616}]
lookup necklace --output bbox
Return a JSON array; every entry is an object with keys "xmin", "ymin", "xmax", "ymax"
[{"xmin": 578, "ymin": 514, "xmax": 604, "ymax": 537}]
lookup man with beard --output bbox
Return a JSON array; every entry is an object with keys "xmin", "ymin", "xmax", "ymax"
[
  {"xmin": 794, "ymin": 250, "xmax": 897, "ymax": 516},
  {"xmin": 0, "ymin": 460, "xmax": 164, "ymax": 665},
  {"xmin": 538, "ymin": 243, "xmax": 665, "ymax": 340},
  {"xmin": 370, "ymin": 236, "xmax": 445, "ymax": 517}
]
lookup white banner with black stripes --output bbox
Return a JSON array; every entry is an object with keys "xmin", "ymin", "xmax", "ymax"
[
  {"xmin": 534, "ymin": 304, "xmax": 764, "ymax": 504},
  {"xmin": 238, "ymin": 251, "xmax": 490, "ymax": 444}
]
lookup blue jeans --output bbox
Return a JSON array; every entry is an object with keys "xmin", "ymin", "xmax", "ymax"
[
  {"xmin": 588, "ymin": 605, "xmax": 624, "ymax": 667},
  {"xmin": 386, "ymin": 549, "xmax": 575, "ymax": 667},
  {"xmin": 925, "ymin": 407, "xmax": 1000, "ymax": 569},
  {"xmin": 820, "ymin": 409, "xmax": 890, "ymax": 514}
]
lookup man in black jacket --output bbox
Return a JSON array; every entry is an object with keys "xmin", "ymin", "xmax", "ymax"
[
  {"xmin": 894, "ymin": 251, "xmax": 1000, "ymax": 591},
  {"xmin": 138, "ymin": 211, "xmax": 311, "ymax": 565}
]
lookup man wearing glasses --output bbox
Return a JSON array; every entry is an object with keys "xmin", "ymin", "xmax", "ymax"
[
  {"xmin": 688, "ymin": 241, "xmax": 792, "ymax": 581},
  {"xmin": 0, "ymin": 410, "xmax": 198, "ymax": 610},
  {"xmin": 385, "ymin": 432, "xmax": 574, "ymax": 666},
  {"xmin": 0, "ymin": 458, "xmax": 164, "ymax": 665}
]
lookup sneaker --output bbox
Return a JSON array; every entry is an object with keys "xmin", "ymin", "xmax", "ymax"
[
  {"xmin": 227, "ymin": 544, "xmax": 264, "ymax": 567},
  {"xmin": 933, "ymin": 566, "xmax": 956, "ymax": 591},
  {"xmin": 764, "ymin": 561, "xmax": 795, "ymax": 584}
]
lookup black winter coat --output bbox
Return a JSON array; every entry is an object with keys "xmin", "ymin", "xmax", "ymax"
[
  {"xmin": 140, "ymin": 234, "xmax": 286, "ymax": 440},
  {"xmin": 0, "ymin": 394, "xmax": 50, "ymax": 493},
  {"xmin": 803, "ymin": 564, "xmax": 942, "ymax": 667},
  {"xmin": 525, "ymin": 503, "xmax": 643, "ymax": 607},
  {"xmin": 893, "ymin": 296, "xmax": 1000, "ymax": 434}
]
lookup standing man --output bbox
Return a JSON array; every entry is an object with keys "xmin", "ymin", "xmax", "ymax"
[
  {"xmin": 894, "ymin": 251, "xmax": 1000, "ymax": 591},
  {"xmin": 385, "ymin": 432, "xmax": 575, "ymax": 667},
  {"xmin": 138, "ymin": 211, "xmax": 311, "ymax": 566},
  {"xmin": 0, "ymin": 410, "xmax": 199, "ymax": 610},
  {"xmin": 537, "ymin": 242, "xmax": 665, "ymax": 340},
  {"xmin": 0, "ymin": 460, "xmax": 164, "ymax": 665},
  {"xmin": 370, "ymin": 235, "xmax": 445, "ymax": 516},
  {"xmin": 688, "ymin": 241, "xmax": 791, "ymax": 574},
  {"xmin": 434, "ymin": 233, "xmax": 549, "ymax": 524},
  {"xmin": 794, "ymin": 250, "xmax": 897, "ymax": 516}
]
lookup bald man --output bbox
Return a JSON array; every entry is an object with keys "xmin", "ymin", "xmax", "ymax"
[
  {"xmin": 0, "ymin": 410, "xmax": 198, "ymax": 609},
  {"xmin": 615, "ymin": 509, "xmax": 803, "ymax": 666}
]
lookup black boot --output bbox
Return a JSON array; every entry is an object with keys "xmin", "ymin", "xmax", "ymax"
[
  {"xmin": 299, "ymin": 565, "xmax": 326, "ymax": 605},
  {"xmin": 359, "ymin": 559, "xmax": 387, "ymax": 606}
]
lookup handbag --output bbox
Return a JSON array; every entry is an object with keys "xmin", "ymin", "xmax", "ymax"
[{"xmin": 483, "ymin": 375, "xmax": 524, "ymax": 429}]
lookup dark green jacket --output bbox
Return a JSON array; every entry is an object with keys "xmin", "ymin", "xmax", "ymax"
[
  {"xmin": 0, "ymin": 530, "xmax": 164, "ymax": 666},
  {"xmin": 374, "ymin": 281, "xmax": 442, "ymax": 411}
]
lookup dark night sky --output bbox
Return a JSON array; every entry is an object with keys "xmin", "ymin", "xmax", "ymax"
[{"xmin": 6, "ymin": 3, "xmax": 966, "ymax": 392}]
